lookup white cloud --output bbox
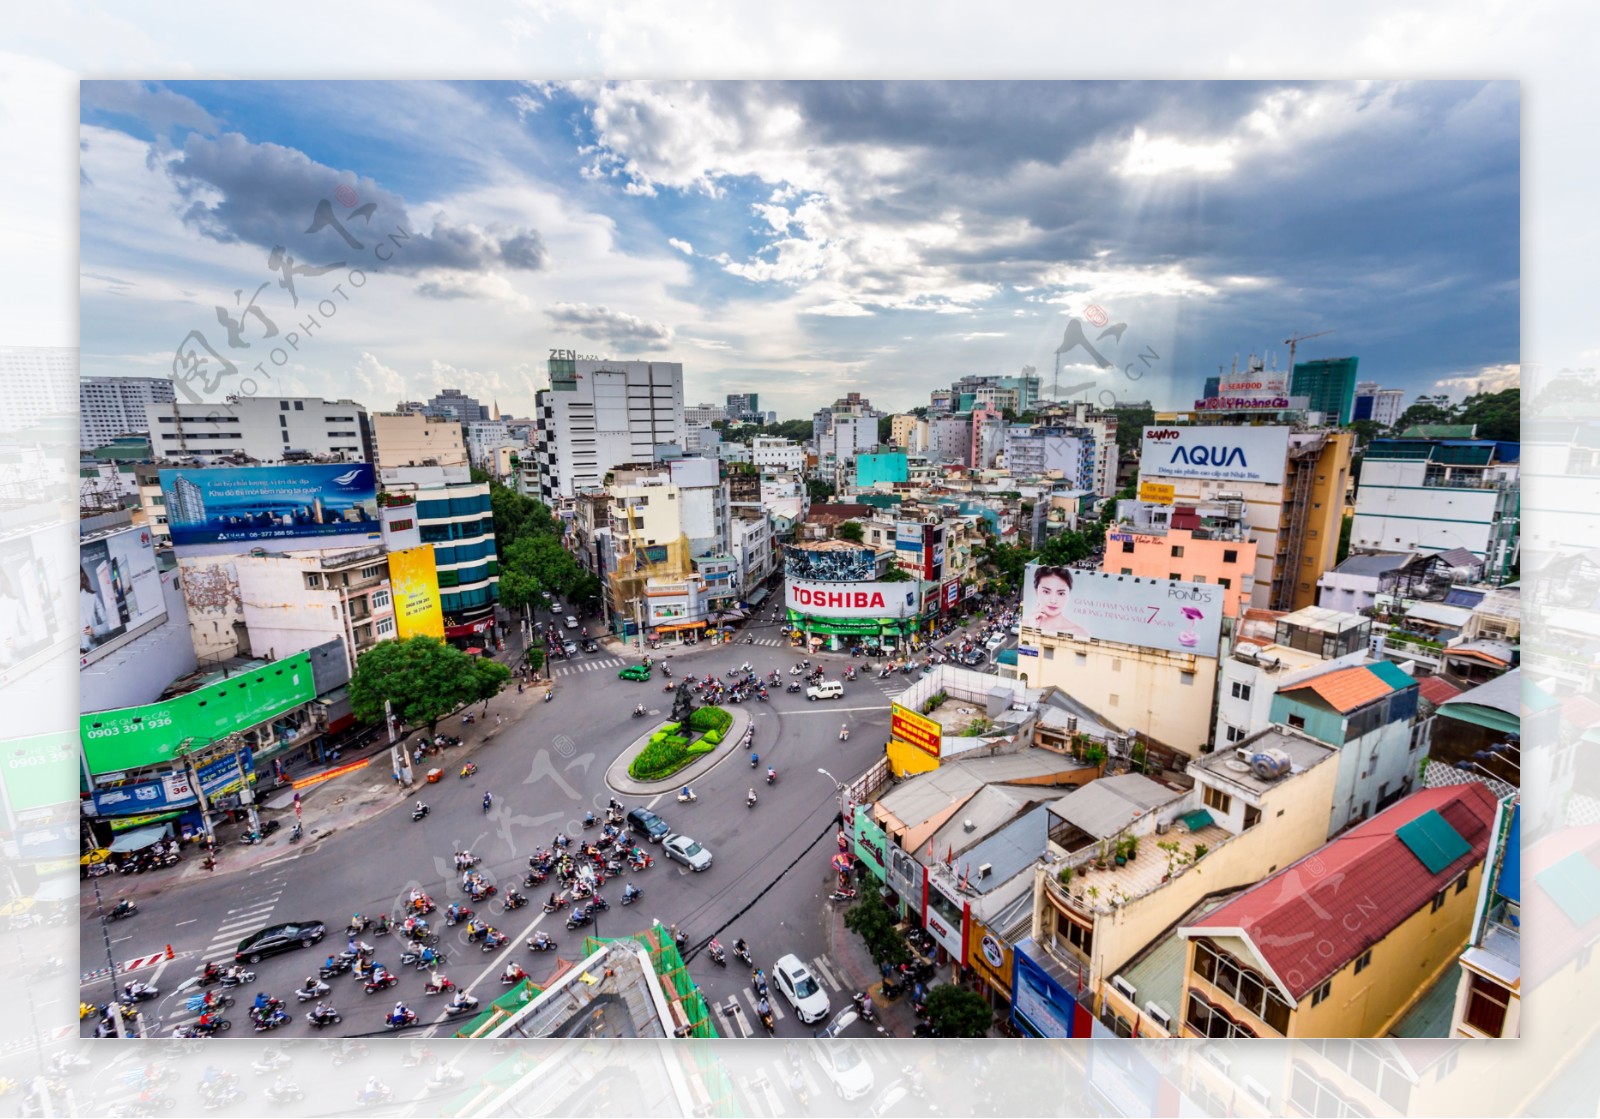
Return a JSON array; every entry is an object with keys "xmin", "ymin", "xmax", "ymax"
[
  {"xmin": 1432, "ymin": 362, "xmax": 1520, "ymax": 399},
  {"xmin": 801, "ymin": 300, "xmax": 873, "ymax": 317},
  {"xmin": 960, "ymin": 332, "xmax": 1007, "ymax": 341},
  {"xmin": 668, "ymin": 237, "xmax": 694, "ymax": 255},
  {"xmin": 547, "ymin": 301, "xmax": 675, "ymax": 348},
  {"xmin": 1116, "ymin": 127, "xmax": 1237, "ymax": 178}
]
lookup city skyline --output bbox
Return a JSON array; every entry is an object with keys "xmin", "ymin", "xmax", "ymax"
[{"xmin": 81, "ymin": 80, "xmax": 1518, "ymax": 420}]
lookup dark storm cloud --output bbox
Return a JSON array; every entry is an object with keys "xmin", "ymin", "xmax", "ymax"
[
  {"xmin": 546, "ymin": 303, "xmax": 674, "ymax": 348},
  {"xmin": 82, "ymin": 80, "xmax": 221, "ymax": 137},
  {"xmin": 164, "ymin": 132, "xmax": 548, "ymax": 277}
]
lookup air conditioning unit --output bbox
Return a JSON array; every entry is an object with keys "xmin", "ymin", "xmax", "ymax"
[
  {"xmin": 1143, "ymin": 1002, "xmax": 1172, "ymax": 1031},
  {"xmin": 1244, "ymin": 1077, "xmax": 1271, "ymax": 1106},
  {"xmin": 1155, "ymin": 820, "xmax": 1171, "ymax": 835},
  {"xmin": 1234, "ymin": 748, "xmax": 1251, "ymax": 762},
  {"xmin": 978, "ymin": 863, "xmax": 993, "ymax": 879},
  {"xmin": 1206, "ymin": 1050, "xmax": 1232, "ymax": 1075},
  {"xmin": 1109, "ymin": 974, "xmax": 1137, "ymax": 1002}
]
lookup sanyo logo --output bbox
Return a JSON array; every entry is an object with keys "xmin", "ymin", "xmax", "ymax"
[
  {"xmin": 1146, "ymin": 429, "xmax": 1183, "ymax": 442},
  {"xmin": 1169, "ymin": 444, "xmax": 1248, "ymax": 468}
]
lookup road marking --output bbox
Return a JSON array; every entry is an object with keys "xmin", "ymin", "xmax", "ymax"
[
  {"xmin": 111, "ymin": 935, "xmax": 132, "ymax": 944},
  {"xmin": 256, "ymin": 853, "xmax": 302, "ymax": 870},
  {"xmin": 810, "ymin": 956, "xmax": 842, "ymax": 991},
  {"xmin": 742, "ymin": 988, "xmax": 784, "ymax": 1020},
  {"xmin": 716, "ymin": 998, "xmax": 752, "ymax": 1038},
  {"xmin": 785, "ymin": 704, "xmax": 889, "ymax": 715},
  {"xmin": 425, "ymin": 908, "xmax": 551, "ymax": 1035},
  {"xmin": 175, "ymin": 920, "xmax": 197, "ymax": 927},
  {"xmin": 647, "ymin": 793, "xmax": 664, "ymax": 809}
]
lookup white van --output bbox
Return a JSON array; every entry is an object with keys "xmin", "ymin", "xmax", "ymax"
[{"xmin": 806, "ymin": 680, "xmax": 845, "ymax": 701}]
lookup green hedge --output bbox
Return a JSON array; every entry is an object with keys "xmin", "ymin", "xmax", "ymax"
[
  {"xmin": 688, "ymin": 706, "xmax": 731, "ymax": 735},
  {"xmin": 629, "ymin": 736, "xmax": 694, "ymax": 781},
  {"xmin": 702, "ymin": 729, "xmax": 723, "ymax": 746},
  {"xmin": 687, "ymin": 738, "xmax": 718, "ymax": 757}
]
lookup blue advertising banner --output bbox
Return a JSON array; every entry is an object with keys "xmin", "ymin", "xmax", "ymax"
[
  {"xmin": 91, "ymin": 749, "xmax": 254, "ymax": 816},
  {"xmin": 1011, "ymin": 937, "xmax": 1077, "ymax": 1038},
  {"xmin": 159, "ymin": 464, "xmax": 381, "ymax": 552}
]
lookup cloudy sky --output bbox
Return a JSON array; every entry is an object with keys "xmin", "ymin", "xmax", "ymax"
[{"xmin": 79, "ymin": 79, "xmax": 1519, "ymax": 419}]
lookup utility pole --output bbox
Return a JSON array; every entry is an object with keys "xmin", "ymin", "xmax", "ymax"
[
  {"xmin": 89, "ymin": 872, "xmax": 127, "ymax": 1038},
  {"xmin": 387, "ymin": 698, "xmax": 412, "ymax": 787},
  {"xmin": 179, "ymin": 742, "xmax": 217, "ymax": 848}
]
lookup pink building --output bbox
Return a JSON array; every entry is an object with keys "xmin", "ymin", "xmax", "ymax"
[{"xmin": 1102, "ymin": 523, "xmax": 1258, "ymax": 618}]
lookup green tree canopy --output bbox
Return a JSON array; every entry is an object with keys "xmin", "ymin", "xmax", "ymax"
[
  {"xmin": 923, "ymin": 983, "xmax": 994, "ymax": 1038},
  {"xmin": 489, "ymin": 482, "xmax": 556, "ymax": 555},
  {"xmin": 843, "ymin": 899, "xmax": 911, "ymax": 967},
  {"xmin": 806, "ymin": 478, "xmax": 836, "ymax": 504},
  {"xmin": 349, "ymin": 636, "xmax": 497, "ymax": 735},
  {"xmin": 499, "ymin": 533, "xmax": 586, "ymax": 611},
  {"xmin": 836, "ymin": 520, "xmax": 865, "ymax": 543},
  {"xmin": 1115, "ymin": 404, "xmax": 1155, "ymax": 456},
  {"xmin": 878, "ymin": 415, "xmax": 897, "ymax": 444},
  {"xmin": 1457, "ymin": 388, "xmax": 1519, "ymax": 441},
  {"xmin": 880, "ymin": 565, "xmax": 913, "ymax": 582}
]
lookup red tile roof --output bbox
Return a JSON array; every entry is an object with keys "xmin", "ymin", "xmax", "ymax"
[
  {"xmin": 1417, "ymin": 675, "xmax": 1464, "ymax": 708},
  {"xmin": 1184, "ymin": 783, "xmax": 1498, "ymax": 1001},
  {"xmin": 1279, "ymin": 663, "xmax": 1394, "ymax": 714},
  {"xmin": 1561, "ymin": 695, "xmax": 1600, "ymax": 730}
]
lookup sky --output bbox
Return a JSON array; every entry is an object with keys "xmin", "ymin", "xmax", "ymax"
[{"xmin": 78, "ymin": 79, "xmax": 1520, "ymax": 421}]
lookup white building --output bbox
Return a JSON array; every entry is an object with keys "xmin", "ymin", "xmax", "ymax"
[
  {"xmin": 685, "ymin": 402, "xmax": 726, "ymax": 426},
  {"xmin": 731, "ymin": 509, "xmax": 776, "ymax": 598},
  {"xmin": 927, "ymin": 415, "xmax": 971, "ymax": 466},
  {"xmin": 144, "ymin": 396, "xmax": 369, "ymax": 464},
  {"xmin": 751, "ymin": 436, "xmax": 805, "ymax": 472},
  {"xmin": 231, "ymin": 545, "xmax": 395, "ymax": 671},
  {"xmin": 1350, "ymin": 437, "xmax": 1520, "ymax": 583},
  {"xmin": 464, "ymin": 420, "xmax": 519, "ymax": 470},
  {"xmin": 372, "ymin": 412, "xmax": 468, "ymax": 470},
  {"xmin": 1213, "ymin": 606, "xmax": 1373, "ymax": 750},
  {"xmin": 81, "ymin": 375, "xmax": 176, "ymax": 451},
  {"xmin": 534, "ymin": 357, "xmax": 685, "ymax": 501},
  {"xmin": 0, "ymin": 347, "xmax": 76, "ymax": 433},
  {"xmin": 1354, "ymin": 381, "xmax": 1407, "ymax": 428},
  {"xmin": 683, "ymin": 423, "xmax": 721, "ymax": 454}
]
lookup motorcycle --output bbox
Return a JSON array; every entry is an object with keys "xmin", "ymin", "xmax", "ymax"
[
  {"xmin": 524, "ymin": 869, "xmax": 547, "ymax": 888},
  {"xmin": 852, "ymin": 991, "xmax": 876, "ymax": 1023},
  {"xmin": 346, "ymin": 915, "xmax": 371, "ymax": 935},
  {"xmin": 252, "ymin": 1008, "xmax": 290, "ymax": 1032},
  {"xmin": 707, "ymin": 939, "xmax": 727, "ymax": 967},
  {"xmin": 289, "ymin": 823, "xmax": 304, "ymax": 843},
  {"xmin": 541, "ymin": 894, "xmax": 569, "ymax": 913},
  {"xmin": 733, "ymin": 944, "xmax": 754, "ymax": 969},
  {"xmin": 765, "ymin": 769, "xmax": 777, "ymax": 785},
  {"xmin": 544, "ymin": 689, "xmax": 554, "ymax": 703},
  {"xmin": 480, "ymin": 930, "xmax": 509, "ymax": 951},
  {"xmin": 676, "ymin": 788, "xmax": 697, "ymax": 804},
  {"xmin": 459, "ymin": 762, "xmax": 477, "ymax": 778},
  {"xmin": 528, "ymin": 934, "xmax": 557, "ymax": 952},
  {"xmin": 250, "ymin": 1051, "xmax": 290, "ymax": 1075},
  {"xmin": 759, "ymin": 1005, "xmax": 776, "ymax": 1034},
  {"xmin": 444, "ymin": 994, "xmax": 481, "ymax": 1016},
  {"xmin": 620, "ymin": 887, "xmax": 640, "ymax": 906},
  {"xmin": 445, "ymin": 906, "xmax": 473, "ymax": 926},
  {"xmin": 121, "ymin": 981, "xmax": 159, "ymax": 1003},
  {"xmin": 412, "ymin": 804, "xmax": 430, "ymax": 822},
  {"xmin": 565, "ymin": 909, "xmax": 593, "ymax": 931},
  {"xmin": 630, "ymin": 707, "xmax": 647, "ymax": 718},
  {"xmin": 752, "ymin": 970, "xmax": 769, "ymax": 999},
  {"xmin": 237, "ymin": 831, "xmax": 263, "ymax": 846},
  {"xmin": 264, "ymin": 1082, "xmax": 304, "ymax": 1103},
  {"xmin": 582, "ymin": 811, "xmax": 598, "ymax": 828},
  {"xmin": 307, "ymin": 1006, "xmax": 343, "ymax": 1028},
  {"xmin": 200, "ymin": 1084, "xmax": 244, "ymax": 1110},
  {"xmin": 364, "ymin": 973, "xmax": 398, "ymax": 995},
  {"xmin": 747, "ymin": 791, "xmax": 758, "ymax": 809},
  {"xmin": 218, "ymin": 968, "xmax": 255, "ymax": 989},
  {"xmin": 501, "ymin": 891, "xmax": 528, "ymax": 912},
  {"xmin": 423, "ymin": 974, "xmax": 457, "ymax": 995},
  {"xmin": 295, "ymin": 980, "xmax": 330, "ymax": 1002},
  {"xmin": 785, "ymin": 682, "xmax": 801, "ymax": 693},
  {"xmin": 426, "ymin": 1065, "xmax": 465, "ymax": 1090},
  {"xmin": 320, "ymin": 957, "xmax": 352, "ymax": 979},
  {"xmin": 106, "ymin": 900, "xmax": 138, "ymax": 921},
  {"xmin": 827, "ymin": 888, "xmax": 857, "ymax": 903},
  {"xmin": 385, "ymin": 1008, "xmax": 419, "ymax": 1030},
  {"xmin": 501, "ymin": 965, "xmax": 529, "ymax": 985}
]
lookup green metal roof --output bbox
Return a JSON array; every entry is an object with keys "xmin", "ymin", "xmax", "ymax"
[
  {"xmin": 1536, "ymin": 852, "xmax": 1600, "ymax": 928},
  {"xmin": 996, "ymin": 648, "xmax": 1019, "ymax": 665},
  {"xmin": 1396, "ymin": 809, "xmax": 1471, "ymax": 875},
  {"xmin": 1366, "ymin": 660, "xmax": 1418, "ymax": 692}
]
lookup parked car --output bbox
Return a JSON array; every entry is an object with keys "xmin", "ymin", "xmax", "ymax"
[
  {"xmin": 662, "ymin": 834, "xmax": 713, "ymax": 872},
  {"xmin": 618, "ymin": 664, "xmax": 652, "ymax": 682},
  {"xmin": 806, "ymin": 680, "xmax": 844, "ymax": 701},
  {"xmin": 626, "ymin": 807, "xmax": 670, "ymax": 844},
  {"xmin": 773, "ymin": 953, "xmax": 831, "ymax": 1024},
  {"xmin": 235, "ymin": 920, "xmax": 326, "ymax": 964}
]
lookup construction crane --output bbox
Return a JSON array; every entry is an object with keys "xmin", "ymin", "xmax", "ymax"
[{"xmin": 1284, "ymin": 329, "xmax": 1334, "ymax": 376}]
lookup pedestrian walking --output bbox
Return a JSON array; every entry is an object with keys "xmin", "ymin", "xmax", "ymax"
[
  {"xmin": 496, "ymin": 713, "xmax": 503, "ymax": 726},
  {"xmin": 517, "ymin": 681, "xmax": 524, "ymax": 694}
]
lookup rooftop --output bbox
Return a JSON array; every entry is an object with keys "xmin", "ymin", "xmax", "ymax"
[
  {"xmin": 875, "ymin": 750, "xmax": 1087, "ymax": 841},
  {"xmin": 1183, "ymin": 783, "xmax": 1499, "ymax": 1001},
  {"xmin": 1278, "ymin": 604, "xmax": 1371, "ymax": 635},
  {"xmin": 1050, "ymin": 773, "xmax": 1186, "ymax": 840},
  {"xmin": 1188, "ymin": 726, "xmax": 1338, "ymax": 798},
  {"xmin": 928, "ymin": 802, "xmax": 1055, "ymax": 895}
]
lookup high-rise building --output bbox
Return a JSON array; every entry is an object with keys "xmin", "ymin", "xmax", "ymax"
[
  {"xmin": 685, "ymin": 402, "xmax": 727, "ymax": 426},
  {"xmin": 371, "ymin": 411, "xmax": 469, "ymax": 470},
  {"xmin": 726, "ymin": 393, "xmax": 762, "ymax": 423},
  {"xmin": 0, "ymin": 347, "xmax": 76, "ymax": 433},
  {"xmin": 379, "ymin": 464, "xmax": 499, "ymax": 622},
  {"xmin": 423, "ymin": 388, "xmax": 488, "ymax": 423},
  {"xmin": 1290, "ymin": 356, "xmax": 1360, "ymax": 425},
  {"xmin": 1202, "ymin": 375, "xmax": 1221, "ymax": 401},
  {"xmin": 534, "ymin": 357, "xmax": 685, "ymax": 501},
  {"xmin": 143, "ymin": 396, "xmax": 370, "ymax": 463},
  {"xmin": 1352, "ymin": 381, "xmax": 1407, "ymax": 428},
  {"xmin": 81, "ymin": 375, "xmax": 177, "ymax": 451}
]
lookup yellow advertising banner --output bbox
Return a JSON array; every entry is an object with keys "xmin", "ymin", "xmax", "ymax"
[
  {"xmin": 891, "ymin": 703, "xmax": 942, "ymax": 758},
  {"xmin": 390, "ymin": 545, "xmax": 446, "ymax": 639},
  {"xmin": 1138, "ymin": 481, "xmax": 1176, "ymax": 504}
]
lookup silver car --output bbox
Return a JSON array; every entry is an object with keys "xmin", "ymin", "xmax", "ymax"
[{"xmin": 662, "ymin": 833, "xmax": 713, "ymax": 872}]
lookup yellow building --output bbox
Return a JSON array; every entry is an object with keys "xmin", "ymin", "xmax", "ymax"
[
  {"xmin": 1021, "ymin": 627, "xmax": 1218, "ymax": 758},
  {"xmin": 1175, "ymin": 781, "xmax": 1498, "ymax": 1038},
  {"xmin": 1031, "ymin": 728, "xmax": 1339, "ymax": 1032},
  {"xmin": 371, "ymin": 411, "xmax": 468, "ymax": 470},
  {"xmin": 1280, "ymin": 429, "xmax": 1353, "ymax": 611}
]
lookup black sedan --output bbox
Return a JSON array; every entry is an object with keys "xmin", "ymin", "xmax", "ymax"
[{"xmin": 235, "ymin": 920, "xmax": 326, "ymax": 964}]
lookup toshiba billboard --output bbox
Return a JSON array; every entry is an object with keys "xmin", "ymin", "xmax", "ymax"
[{"xmin": 786, "ymin": 579, "xmax": 922, "ymax": 619}]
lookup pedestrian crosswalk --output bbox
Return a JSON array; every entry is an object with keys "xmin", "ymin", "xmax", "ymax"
[
  {"xmin": 713, "ymin": 955, "xmax": 845, "ymax": 1038},
  {"xmin": 551, "ymin": 656, "xmax": 625, "ymax": 678},
  {"xmin": 165, "ymin": 874, "xmax": 288, "ymax": 1031}
]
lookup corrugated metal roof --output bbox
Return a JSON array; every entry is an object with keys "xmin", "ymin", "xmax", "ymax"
[
  {"xmin": 1280, "ymin": 664, "xmax": 1393, "ymax": 714},
  {"xmin": 1404, "ymin": 601, "xmax": 1474, "ymax": 628},
  {"xmin": 1051, "ymin": 774, "xmax": 1184, "ymax": 839},
  {"xmin": 1366, "ymin": 659, "xmax": 1419, "ymax": 692},
  {"xmin": 1417, "ymin": 676, "xmax": 1464, "ymax": 707}
]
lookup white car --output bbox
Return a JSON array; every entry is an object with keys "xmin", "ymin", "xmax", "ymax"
[
  {"xmin": 806, "ymin": 680, "xmax": 844, "ymax": 701},
  {"xmin": 813, "ymin": 1040, "xmax": 875, "ymax": 1101},
  {"xmin": 662, "ymin": 834, "xmax": 713, "ymax": 872},
  {"xmin": 773, "ymin": 953, "xmax": 831, "ymax": 1024},
  {"xmin": 985, "ymin": 633, "xmax": 1006, "ymax": 651},
  {"xmin": 564, "ymin": 615, "xmax": 579, "ymax": 629},
  {"xmin": 1010, "ymin": 622, "xmax": 1021, "ymax": 636}
]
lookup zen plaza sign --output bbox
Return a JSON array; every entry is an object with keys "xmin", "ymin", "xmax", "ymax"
[{"xmin": 786, "ymin": 579, "xmax": 921, "ymax": 619}]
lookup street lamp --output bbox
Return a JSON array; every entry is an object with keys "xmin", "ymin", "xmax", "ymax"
[{"xmin": 818, "ymin": 768, "xmax": 850, "ymax": 829}]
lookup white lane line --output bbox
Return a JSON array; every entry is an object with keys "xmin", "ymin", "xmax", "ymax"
[
  {"xmin": 647, "ymin": 793, "xmax": 664, "ymax": 809},
  {"xmin": 214, "ymin": 915, "xmax": 275, "ymax": 934},
  {"xmin": 742, "ymin": 988, "xmax": 784, "ymax": 1019},
  {"xmin": 226, "ymin": 901, "xmax": 280, "ymax": 915},
  {"xmin": 786, "ymin": 704, "xmax": 889, "ymax": 715},
  {"xmin": 175, "ymin": 920, "xmax": 197, "ymax": 927},
  {"xmin": 111, "ymin": 935, "xmax": 132, "ymax": 944},
  {"xmin": 810, "ymin": 956, "xmax": 842, "ymax": 991},
  {"xmin": 424, "ymin": 909, "xmax": 550, "ymax": 1034}
]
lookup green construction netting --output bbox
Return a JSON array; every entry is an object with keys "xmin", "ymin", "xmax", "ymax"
[{"xmin": 454, "ymin": 977, "xmax": 544, "ymax": 1038}]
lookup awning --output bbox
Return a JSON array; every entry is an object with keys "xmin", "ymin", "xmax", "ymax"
[
  {"xmin": 655, "ymin": 621, "xmax": 707, "ymax": 634},
  {"xmin": 109, "ymin": 823, "xmax": 173, "ymax": 853},
  {"xmin": 746, "ymin": 587, "xmax": 770, "ymax": 606},
  {"xmin": 1178, "ymin": 809, "xmax": 1214, "ymax": 832}
]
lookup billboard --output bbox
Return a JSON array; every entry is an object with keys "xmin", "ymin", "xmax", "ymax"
[
  {"xmin": 79, "ymin": 525, "xmax": 166, "ymax": 665},
  {"xmin": 89, "ymin": 749, "xmax": 254, "ymax": 817},
  {"xmin": 1021, "ymin": 565, "xmax": 1223, "ymax": 658},
  {"xmin": 79, "ymin": 651, "xmax": 315, "ymax": 774},
  {"xmin": 1139, "ymin": 426, "xmax": 1290, "ymax": 486},
  {"xmin": 787, "ymin": 579, "xmax": 921, "ymax": 619},
  {"xmin": 159, "ymin": 464, "xmax": 381, "ymax": 554},
  {"xmin": 0, "ymin": 530, "xmax": 68, "ymax": 678},
  {"xmin": 891, "ymin": 703, "xmax": 942, "ymax": 758},
  {"xmin": 389, "ymin": 545, "xmax": 445, "ymax": 639},
  {"xmin": 783, "ymin": 543, "xmax": 877, "ymax": 583}
]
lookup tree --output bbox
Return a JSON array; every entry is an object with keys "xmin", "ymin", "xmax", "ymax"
[
  {"xmin": 1337, "ymin": 514, "xmax": 1353, "ymax": 564},
  {"xmin": 878, "ymin": 414, "xmax": 897, "ymax": 445},
  {"xmin": 1394, "ymin": 396, "xmax": 1460, "ymax": 433},
  {"xmin": 349, "ymin": 636, "xmax": 490, "ymax": 737},
  {"xmin": 806, "ymin": 479, "xmax": 836, "ymax": 504},
  {"xmin": 489, "ymin": 482, "xmax": 555, "ymax": 554},
  {"xmin": 1115, "ymin": 404, "xmax": 1155, "ymax": 456},
  {"xmin": 843, "ymin": 899, "xmax": 911, "ymax": 967},
  {"xmin": 1457, "ymin": 388, "xmax": 1519, "ymax": 441},
  {"xmin": 836, "ymin": 520, "xmax": 865, "ymax": 543},
  {"xmin": 523, "ymin": 647, "xmax": 545, "ymax": 674},
  {"xmin": 923, "ymin": 983, "xmax": 994, "ymax": 1038},
  {"xmin": 469, "ymin": 465, "xmax": 492, "ymax": 485},
  {"xmin": 880, "ymin": 566, "xmax": 913, "ymax": 582},
  {"xmin": 470, "ymin": 657, "xmax": 512, "ymax": 706},
  {"xmin": 1347, "ymin": 419, "xmax": 1386, "ymax": 447},
  {"xmin": 499, "ymin": 534, "xmax": 585, "ymax": 611}
]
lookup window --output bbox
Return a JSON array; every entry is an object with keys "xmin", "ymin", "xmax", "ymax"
[
  {"xmin": 294, "ymin": 400, "xmax": 304, "ymax": 410},
  {"xmin": 375, "ymin": 617, "xmax": 395, "ymax": 637},
  {"xmin": 1075, "ymin": 652, "xmax": 1087, "ymax": 665},
  {"xmin": 1463, "ymin": 972, "xmax": 1511, "ymax": 1037},
  {"xmin": 1456, "ymin": 873, "xmax": 1471, "ymax": 894},
  {"xmin": 1111, "ymin": 658, "xmax": 1121, "ymax": 673},
  {"xmin": 1121, "ymin": 567, "xmax": 1133, "ymax": 576},
  {"xmin": 371, "ymin": 589, "xmax": 391, "ymax": 611},
  {"xmin": 1203, "ymin": 785, "xmax": 1232, "ymax": 814},
  {"xmin": 1231, "ymin": 681, "xmax": 1252, "ymax": 701},
  {"xmin": 280, "ymin": 400, "xmax": 289, "ymax": 410},
  {"xmin": 1225, "ymin": 725, "xmax": 1246, "ymax": 744},
  {"xmin": 304, "ymin": 572, "xmax": 322, "ymax": 589},
  {"xmin": 1169, "ymin": 572, "xmax": 1181, "ymax": 581},
  {"xmin": 279, "ymin": 414, "xmax": 287, "ymax": 428},
  {"xmin": 1193, "ymin": 575, "xmax": 1206, "ymax": 584},
  {"xmin": 1055, "ymin": 910, "xmax": 1094, "ymax": 956},
  {"xmin": 281, "ymin": 430, "xmax": 290, "ymax": 442},
  {"xmin": 1108, "ymin": 694, "xmax": 1119, "ymax": 707},
  {"xmin": 1354, "ymin": 949, "xmax": 1372, "ymax": 974},
  {"xmin": 1243, "ymin": 804, "xmax": 1262, "ymax": 830},
  {"xmin": 1181, "ymin": 671, "xmax": 1195, "ymax": 686},
  {"xmin": 1171, "ymin": 544, "xmax": 1185, "ymax": 558},
  {"xmin": 1310, "ymin": 979, "xmax": 1332, "ymax": 1007},
  {"xmin": 1218, "ymin": 577, "xmax": 1231, "ymax": 590},
  {"xmin": 1121, "ymin": 540, "xmax": 1134, "ymax": 553},
  {"xmin": 1190, "ymin": 940, "xmax": 1288, "ymax": 1034},
  {"xmin": 1288, "ymin": 714, "xmax": 1306, "ymax": 730},
  {"xmin": 360, "ymin": 565, "xmax": 382, "ymax": 580},
  {"xmin": 1223, "ymin": 549, "xmax": 1238, "ymax": 563},
  {"xmin": 1431, "ymin": 890, "xmax": 1448, "ymax": 913}
]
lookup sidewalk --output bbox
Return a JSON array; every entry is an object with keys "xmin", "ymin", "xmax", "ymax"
[{"xmin": 825, "ymin": 889, "xmax": 930, "ymax": 1039}]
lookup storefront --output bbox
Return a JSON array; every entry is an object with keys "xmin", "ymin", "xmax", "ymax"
[
  {"xmin": 652, "ymin": 619, "xmax": 708, "ymax": 645},
  {"xmin": 784, "ymin": 577, "xmax": 925, "ymax": 653},
  {"xmin": 1010, "ymin": 937, "xmax": 1087, "ymax": 1038},
  {"xmin": 851, "ymin": 805, "xmax": 889, "ymax": 885}
]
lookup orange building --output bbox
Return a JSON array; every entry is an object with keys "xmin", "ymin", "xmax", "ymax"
[{"xmin": 1102, "ymin": 522, "xmax": 1259, "ymax": 619}]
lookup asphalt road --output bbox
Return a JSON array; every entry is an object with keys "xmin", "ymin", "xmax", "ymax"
[{"xmin": 79, "ymin": 614, "xmax": 912, "ymax": 1044}]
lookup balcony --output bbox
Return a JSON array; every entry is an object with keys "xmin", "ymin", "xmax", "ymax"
[{"xmin": 1044, "ymin": 824, "xmax": 1228, "ymax": 916}]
